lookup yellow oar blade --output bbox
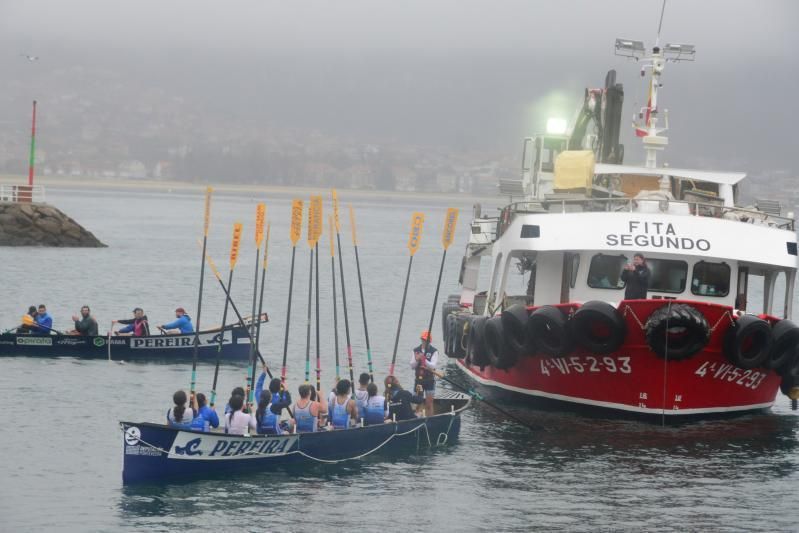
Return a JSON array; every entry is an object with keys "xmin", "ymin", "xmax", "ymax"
[
  {"xmin": 408, "ymin": 212, "xmax": 425, "ymax": 256},
  {"xmin": 290, "ymin": 199, "xmax": 303, "ymax": 246},
  {"xmin": 255, "ymin": 203, "xmax": 266, "ymax": 247},
  {"xmin": 203, "ymin": 186, "xmax": 213, "ymax": 236},
  {"xmin": 229, "ymin": 222, "xmax": 243, "ymax": 270},
  {"xmin": 442, "ymin": 207, "xmax": 459, "ymax": 249},
  {"xmin": 308, "ymin": 195, "xmax": 322, "ymax": 247},
  {"xmin": 328, "ymin": 215, "xmax": 336, "ymax": 257},
  {"xmin": 262, "ymin": 222, "xmax": 271, "ymax": 270},
  {"xmin": 331, "ymin": 189, "xmax": 341, "ymax": 232}
]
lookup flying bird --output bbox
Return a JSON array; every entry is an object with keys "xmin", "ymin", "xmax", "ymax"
[{"xmin": 19, "ymin": 54, "xmax": 39, "ymax": 62}]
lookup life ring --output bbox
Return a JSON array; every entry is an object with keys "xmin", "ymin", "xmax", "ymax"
[
  {"xmin": 467, "ymin": 316, "xmax": 491, "ymax": 369},
  {"xmin": 527, "ymin": 306, "xmax": 573, "ymax": 357},
  {"xmin": 570, "ymin": 301, "xmax": 627, "ymax": 355},
  {"xmin": 644, "ymin": 303, "xmax": 710, "ymax": 360},
  {"xmin": 767, "ymin": 319, "xmax": 799, "ymax": 372},
  {"xmin": 484, "ymin": 316, "xmax": 518, "ymax": 370},
  {"xmin": 501, "ymin": 303, "xmax": 535, "ymax": 357},
  {"xmin": 723, "ymin": 315, "xmax": 772, "ymax": 369}
]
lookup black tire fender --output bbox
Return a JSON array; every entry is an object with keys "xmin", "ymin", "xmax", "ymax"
[
  {"xmin": 467, "ymin": 316, "xmax": 491, "ymax": 369},
  {"xmin": 501, "ymin": 304, "xmax": 535, "ymax": 357},
  {"xmin": 768, "ymin": 319, "xmax": 799, "ymax": 372},
  {"xmin": 484, "ymin": 316, "xmax": 519, "ymax": 370},
  {"xmin": 723, "ymin": 315, "xmax": 772, "ymax": 370},
  {"xmin": 570, "ymin": 301, "xmax": 627, "ymax": 355},
  {"xmin": 644, "ymin": 303, "xmax": 710, "ymax": 360},
  {"xmin": 527, "ymin": 306, "xmax": 574, "ymax": 357}
]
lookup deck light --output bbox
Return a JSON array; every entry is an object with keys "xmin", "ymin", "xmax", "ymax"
[{"xmin": 546, "ymin": 118, "xmax": 567, "ymax": 135}]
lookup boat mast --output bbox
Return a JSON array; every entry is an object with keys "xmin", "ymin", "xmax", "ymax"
[{"xmin": 615, "ymin": 0, "xmax": 695, "ymax": 170}]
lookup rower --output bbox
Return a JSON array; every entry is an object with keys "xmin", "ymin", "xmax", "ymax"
[
  {"xmin": 70, "ymin": 305, "xmax": 98, "ymax": 336},
  {"xmin": 330, "ymin": 379, "xmax": 358, "ymax": 429},
  {"xmin": 167, "ymin": 390, "xmax": 195, "ymax": 429},
  {"xmin": 225, "ymin": 394, "xmax": 256, "ymax": 435},
  {"xmin": 114, "ymin": 308, "xmax": 150, "ymax": 336},
  {"xmin": 410, "ymin": 330, "xmax": 438, "ymax": 416},
  {"xmin": 255, "ymin": 364, "xmax": 293, "ymax": 418},
  {"xmin": 159, "ymin": 307, "xmax": 194, "ymax": 335},
  {"xmin": 363, "ymin": 382, "xmax": 387, "ymax": 425},
  {"xmin": 190, "ymin": 392, "xmax": 219, "ymax": 432},
  {"xmin": 18, "ymin": 306, "xmax": 38, "ymax": 334},
  {"xmin": 354, "ymin": 372, "xmax": 370, "ymax": 420},
  {"xmin": 294, "ymin": 384, "xmax": 324, "ymax": 433},
  {"xmin": 384, "ymin": 375, "xmax": 423, "ymax": 421},
  {"xmin": 255, "ymin": 390, "xmax": 288, "ymax": 435},
  {"xmin": 34, "ymin": 304, "xmax": 53, "ymax": 334}
]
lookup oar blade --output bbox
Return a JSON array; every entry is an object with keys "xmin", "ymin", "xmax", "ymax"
[
  {"xmin": 203, "ymin": 186, "xmax": 213, "ymax": 236},
  {"xmin": 349, "ymin": 205, "xmax": 358, "ymax": 245},
  {"xmin": 442, "ymin": 207, "xmax": 459, "ymax": 249},
  {"xmin": 331, "ymin": 189, "xmax": 341, "ymax": 232},
  {"xmin": 408, "ymin": 212, "xmax": 425, "ymax": 256},
  {"xmin": 328, "ymin": 214, "xmax": 336, "ymax": 257},
  {"xmin": 229, "ymin": 222, "xmax": 243, "ymax": 270},
  {"xmin": 308, "ymin": 195, "xmax": 323, "ymax": 246},
  {"xmin": 290, "ymin": 199, "xmax": 303, "ymax": 246},
  {"xmin": 255, "ymin": 203, "xmax": 266, "ymax": 247}
]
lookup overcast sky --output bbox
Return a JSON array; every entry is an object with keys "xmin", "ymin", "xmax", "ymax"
[{"xmin": 0, "ymin": 0, "xmax": 796, "ymax": 172}]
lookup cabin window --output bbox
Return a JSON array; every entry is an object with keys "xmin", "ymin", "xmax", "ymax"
[
  {"xmin": 587, "ymin": 254, "xmax": 627, "ymax": 289},
  {"xmin": 691, "ymin": 261, "xmax": 730, "ymax": 297},
  {"xmin": 647, "ymin": 258, "xmax": 688, "ymax": 294}
]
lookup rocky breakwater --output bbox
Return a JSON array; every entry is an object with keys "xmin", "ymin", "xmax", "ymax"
[{"xmin": 0, "ymin": 202, "xmax": 106, "ymax": 247}]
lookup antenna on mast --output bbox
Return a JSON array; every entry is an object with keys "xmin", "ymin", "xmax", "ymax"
[{"xmin": 614, "ymin": 1, "xmax": 695, "ymax": 168}]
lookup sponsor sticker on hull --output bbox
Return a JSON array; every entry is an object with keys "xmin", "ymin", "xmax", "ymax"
[
  {"xmin": 16, "ymin": 337, "xmax": 53, "ymax": 347},
  {"xmin": 168, "ymin": 432, "xmax": 299, "ymax": 460}
]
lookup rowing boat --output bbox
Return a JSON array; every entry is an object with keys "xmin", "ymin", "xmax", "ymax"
[
  {"xmin": 120, "ymin": 390, "xmax": 470, "ymax": 484},
  {"xmin": 0, "ymin": 318, "xmax": 265, "ymax": 361}
]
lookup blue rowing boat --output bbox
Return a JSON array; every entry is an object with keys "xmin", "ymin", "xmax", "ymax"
[
  {"xmin": 0, "ymin": 319, "xmax": 264, "ymax": 361},
  {"xmin": 119, "ymin": 390, "xmax": 470, "ymax": 484}
]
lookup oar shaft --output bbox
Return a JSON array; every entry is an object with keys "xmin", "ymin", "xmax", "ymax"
[
  {"xmin": 389, "ymin": 255, "xmax": 414, "ymax": 376},
  {"xmin": 281, "ymin": 246, "xmax": 297, "ymax": 386},
  {"xmin": 336, "ymin": 232, "xmax": 355, "ymax": 387},
  {"xmin": 305, "ymin": 248, "xmax": 314, "ymax": 383},
  {"xmin": 353, "ymin": 242, "xmax": 374, "ymax": 382},
  {"xmin": 331, "ymin": 254, "xmax": 340, "ymax": 379},
  {"xmin": 191, "ymin": 234, "xmax": 208, "ymax": 398},
  {"xmin": 211, "ymin": 274, "xmax": 268, "ymax": 369},
  {"xmin": 210, "ymin": 269, "xmax": 234, "ymax": 407},
  {"xmin": 315, "ymin": 242, "xmax": 321, "ymax": 392},
  {"xmin": 247, "ymin": 247, "xmax": 261, "ymax": 409}
]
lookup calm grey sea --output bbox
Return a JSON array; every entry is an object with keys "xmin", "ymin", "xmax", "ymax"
[{"xmin": 1, "ymin": 186, "xmax": 798, "ymax": 532}]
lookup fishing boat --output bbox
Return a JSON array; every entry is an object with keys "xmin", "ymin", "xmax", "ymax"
[
  {"xmin": 0, "ymin": 317, "xmax": 265, "ymax": 361},
  {"xmin": 120, "ymin": 390, "xmax": 469, "ymax": 484},
  {"xmin": 441, "ymin": 33, "xmax": 799, "ymax": 421}
]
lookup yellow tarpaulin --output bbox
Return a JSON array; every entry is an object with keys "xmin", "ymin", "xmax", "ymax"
[{"xmin": 554, "ymin": 150, "xmax": 595, "ymax": 190}]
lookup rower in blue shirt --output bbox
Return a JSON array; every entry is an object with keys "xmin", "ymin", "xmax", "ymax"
[
  {"xmin": 190, "ymin": 393, "xmax": 220, "ymax": 432},
  {"xmin": 159, "ymin": 307, "xmax": 194, "ymax": 334},
  {"xmin": 34, "ymin": 304, "xmax": 53, "ymax": 334}
]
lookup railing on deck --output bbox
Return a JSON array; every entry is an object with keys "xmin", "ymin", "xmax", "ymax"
[
  {"xmin": 499, "ymin": 197, "xmax": 795, "ymax": 235},
  {"xmin": 0, "ymin": 184, "xmax": 46, "ymax": 204}
]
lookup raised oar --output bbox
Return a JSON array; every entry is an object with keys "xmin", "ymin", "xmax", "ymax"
[
  {"xmin": 210, "ymin": 222, "xmax": 242, "ymax": 408},
  {"xmin": 190, "ymin": 187, "xmax": 213, "ymax": 402},
  {"xmin": 253, "ymin": 222, "xmax": 271, "ymax": 369},
  {"xmin": 19, "ymin": 315, "xmax": 63, "ymax": 335},
  {"xmin": 331, "ymin": 190, "xmax": 356, "ymax": 388},
  {"xmin": 349, "ymin": 205, "xmax": 374, "ymax": 382},
  {"xmin": 328, "ymin": 215, "xmax": 341, "ymax": 380},
  {"xmin": 281, "ymin": 200, "xmax": 303, "ymax": 392},
  {"xmin": 201, "ymin": 245, "xmax": 268, "ymax": 369},
  {"xmin": 246, "ymin": 203, "xmax": 266, "ymax": 410},
  {"xmin": 304, "ymin": 196, "xmax": 321, "ymax": 385},
  {"xmin": 389, "ymin": 213, "xmax": 425, "ymax": 379},
  {"xmin": 418, "ymin": 208, "xmax": 459, "ymax": 404},
  {"xmin": 311, "ymin": 196, "xmax": 323, "ymax": 392}
]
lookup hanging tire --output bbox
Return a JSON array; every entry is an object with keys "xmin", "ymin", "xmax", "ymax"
[
  {"xmin": 501, "ymin": 304, "xmax": 535, "ymax": 357},
  {"xmin": 570, "ymin": 301, "xmax": 627, "ymax": 355},
  {"xmin": 644, "ymin": 304, "xmax": 710, "ymax": 360},
  {"xmin": 527, "ymin": 306, "xmax": 573, "ymax": 357},
  {"xmin": 441, "ymin": 302, "xmax": 461, "ymax": 341},
  {"xmin": 723, "ymin": 315, "xmax": 772, "ymax": 370},
  {"xmin": 768, "ymin": 319, "xmax": 799, "ymax": 372},
  {"xmin": 444, "ymin": 313, "xmax": 458, "ymax": 356},
  {"xmin": 484, "ymin": 316, "xmax": 518, "ymax": 370},
  {"xmin": 451, "ymin": 313, "xmax": 471, "ymax": 359},
  {"xmin": 467, "ymin": 316, "xmax": 490, "ymax": 369}
]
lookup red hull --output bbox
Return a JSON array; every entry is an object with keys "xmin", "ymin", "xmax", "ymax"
[{"xmin": 457, "ymin": 300, "xmax": 781, "ymax": 417}]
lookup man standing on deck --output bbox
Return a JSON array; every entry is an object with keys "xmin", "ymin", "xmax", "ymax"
[
  {"xmin": 33, "ymin": 304, "xmax": 53, "ymax": 334},
  {"xmin": 70, "ymin": 305, "xmax": 98, "ymax": 336},
  {"xmin": 410, "ymin": 330, "xmax": 438, "ymax": 416},
  {"xmin": 621, "ymin": 253, "xmax": 650, "ymax": 300}
]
